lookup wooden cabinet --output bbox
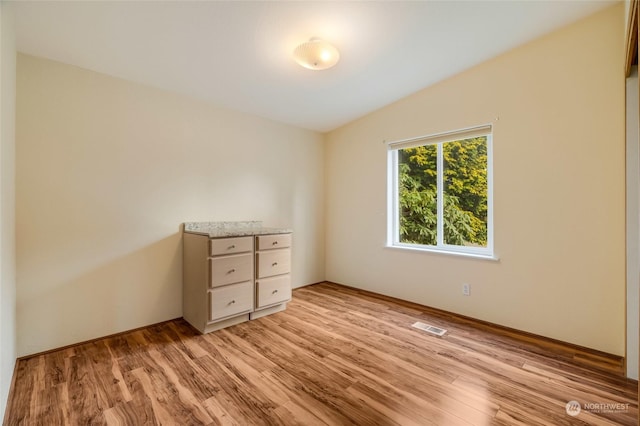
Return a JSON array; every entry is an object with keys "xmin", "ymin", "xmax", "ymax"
[
  {"xmin": 256, "ymin": 275, "xmax": 291, "ymax": 309},
  {"xmin": 256, "ymin": 249, "xmax": 291, "ymax": 278},
  {"xmin": 209, "ymin": 252, "xmax": 253, "ymax": 287},
  {"xmin": 256, "ymin": 233, "xmax": 292, "ymax": 250},
  {"xmin": 251, "ymin": 234, "xmax": 292, "ymax": 319},
  {"xmin": 209, "ymin": 281, "xmax": 254, "ymax": 321},
  {"xmin": 210, "ymin": 236, "xmax": 253, "ymax": 256},
  {"xmin": 183, "ymin": 229, "xmax": 292, "ymax": 333},
  {"xmin": 183, "ymin": 233, "xmax": 255, "ymax": 333}
]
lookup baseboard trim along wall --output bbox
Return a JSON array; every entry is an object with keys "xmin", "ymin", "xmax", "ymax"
[
  {"xmin": 14, "ymin": 318, "xmax": 182, "ymax": 361},
  {"xmin": 324, "ymin": 281, "xmax": 629, "ymax": 374}
]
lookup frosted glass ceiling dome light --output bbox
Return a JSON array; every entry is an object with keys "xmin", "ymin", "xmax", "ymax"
[{"xmin": 293, "ymin": 38, "xmax": 340, "ymax": 70}]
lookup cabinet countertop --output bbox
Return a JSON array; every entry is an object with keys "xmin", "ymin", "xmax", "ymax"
[{"xmin": 183, "ymin": 221, "xmax": 292, "ymax": 238}]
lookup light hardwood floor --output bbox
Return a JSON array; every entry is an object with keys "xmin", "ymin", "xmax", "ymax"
[{"xmin": 4, "ymin": 282, "xmax": 638, "ymax": 425}]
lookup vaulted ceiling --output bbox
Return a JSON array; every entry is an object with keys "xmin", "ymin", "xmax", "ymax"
[{"xmin": 12, "ymin": 1, "xmax": 614, "ymax": 132}]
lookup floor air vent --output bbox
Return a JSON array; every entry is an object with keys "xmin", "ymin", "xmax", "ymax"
[{"xmin": 411, "ymin": 321, "xmax": 447, "ymax": 336}]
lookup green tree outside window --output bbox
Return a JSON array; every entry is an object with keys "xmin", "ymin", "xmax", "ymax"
[{"xmin": 398, "ymin": 137, "xmax": 488, "ymax": 247}]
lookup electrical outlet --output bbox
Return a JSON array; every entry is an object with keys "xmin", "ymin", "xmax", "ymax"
[{"xmin": 462, "ymin": 283, "xmax": 470, "ymax": 296}]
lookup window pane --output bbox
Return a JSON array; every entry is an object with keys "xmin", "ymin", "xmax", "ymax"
[
  {"xmin": 398, "ymin": 145, "xmax": 438, "ymax": 245},
  {"xmin": 442, "ymin": 137, "xmax": 488, "ymax": 247}
]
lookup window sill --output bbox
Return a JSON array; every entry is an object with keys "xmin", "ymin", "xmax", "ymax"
[{"xmin": 385, "ymin": 244, "xmax": 500, "ymax": 261}]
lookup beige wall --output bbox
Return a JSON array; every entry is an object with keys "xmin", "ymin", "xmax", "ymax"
[
  {"xmin": 16, "ymin": 54, "xmax": 325, "ymax": 356},
  {"xmin": 325, "ymin": 4, "xmax": 625, "ymax": 355},
  {"xmin": 0, "ymin": 2, "xmax": 17, "ymax": 421},
  {"xmin": 12, "ymin": 3, "xmax": 625, "ymax": 360}
]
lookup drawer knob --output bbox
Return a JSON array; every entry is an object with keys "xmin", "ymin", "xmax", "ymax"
[
  {"xmin": 272, "ymin": 262, "xmax": 278, "ymax": 267},
  {"xmin": 228, "ymin": 245, "xmax": 235, "ymax": 249},
  {"xmin": 272, "ymin": 241, "xmax": 278, "ymax": 245},
  {"xmin": 272, "ymin": 289, "xmax": 278, "ymax": 294},
  {"xmin": 228, "ymin": 268, "xmax": 236, "ymax": 274},
  {"xmin": 230, "ymin": 300, "xmax": 236, "ymax": 304}
]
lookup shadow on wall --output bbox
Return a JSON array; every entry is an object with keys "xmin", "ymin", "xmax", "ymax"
[{"xmin": 17, "ymin": 232, "xmax": 183, "ymax": 357}]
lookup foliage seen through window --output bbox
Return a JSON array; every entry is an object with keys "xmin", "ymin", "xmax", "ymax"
[{"xmin": 398, "ymin": 136, "xmax": 488, "ymax": 248}]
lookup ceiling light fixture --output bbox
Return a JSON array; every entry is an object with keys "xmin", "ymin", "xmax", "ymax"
[{"xmin": 293, "ymin": 38, "xmax": 340, "ymax": 71}]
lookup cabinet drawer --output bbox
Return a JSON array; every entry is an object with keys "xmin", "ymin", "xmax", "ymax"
[
  {"xmin": 256, "ymin": 275, "xmax": 291, "ymax": 309},
  {"xmin": 209, "ymin": 281, "xmax": 253, "ymax": 321},
  {"xmin": 210, "ymin": 236, "xmax": 253, "ymax": 256},
  {"xmin": 256, "ymin": 234, "xmax": 291, "ymax": 250},
  {"xmin": 209, "ymin": 253, "xmax": 253, "ymax": 287},
  {"xmin": 256, "ymin": 249, "xmax": 291, "ymax": 279}
]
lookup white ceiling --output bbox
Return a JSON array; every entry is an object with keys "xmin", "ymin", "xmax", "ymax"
[{"xmin": 12, "ymin": 0, "xmax": 614, "ymax": 133}]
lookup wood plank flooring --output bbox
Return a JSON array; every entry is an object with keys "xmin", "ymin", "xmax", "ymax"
[{"xmin": 5, "ymin": 282, "xmax": 638, "ymax": 425}]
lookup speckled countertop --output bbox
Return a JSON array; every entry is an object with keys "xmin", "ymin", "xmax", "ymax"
[{"xmin": 183, "ymin": 221, "xmax": 292, "ymax": 238}]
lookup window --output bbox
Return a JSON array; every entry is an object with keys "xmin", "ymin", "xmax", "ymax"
[{"xmin": 387, "ymin": 125, "xmax": 493, "ymax": 258}]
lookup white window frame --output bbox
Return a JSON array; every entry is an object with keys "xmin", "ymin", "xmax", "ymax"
[{"xmin": 386, "ymin": 125, "xmax": 495, "ymax": 259}]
